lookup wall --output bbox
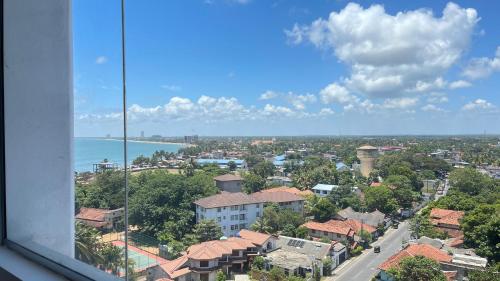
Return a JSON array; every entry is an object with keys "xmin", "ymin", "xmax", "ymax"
[
  {"xmin": 3, "ymin": 0, "xmax": 74, "ymax": 257},
  {"xmin": 197, "ymin": 204, "xmax": 262, "ymax": 237}
]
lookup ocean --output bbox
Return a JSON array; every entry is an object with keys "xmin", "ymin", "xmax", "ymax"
[{"xmin": 75, "ymin": 138, "xmax": 185, "ymax": 172}]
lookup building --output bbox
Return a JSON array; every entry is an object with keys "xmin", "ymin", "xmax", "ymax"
[
  {"xmin": 335, "ymin": 207, "xmax": 389, "ymax": 229},
  {"xmin": 184, "ymin": 135, "xmax": 199, "ymax": 144},
  {"xmin": 214, "ymin": 174, "xmax": 243, "ymax": 193},
  {"xmin": 251, "ymin": 190, "xmax": 305, "ymax": 214},
  {"xmin": 147, "ymin": 230, "xmax": 277, "ymax": 281},
  {"xmin": 266, "ymin": 176, "xmax": 293, "ymax": 186},
  {"xmin": 377, "ymin": 244, "xmax": 452, "ymax": 281},
  {"xmin": 259, "ymin": 187, "xmax": 313, "ymax": 197},
  {"xmin": 194, "ymin": 192, "xmax": 265, "ymax": 237},
  {"xmin": 356, "ymin": 145, "xmax": 378, "ymax": 177},
  {"xmin": 265, "ymin": 236, "xmax": 346, "ymax": 277},
  {"xmin": 312, "ymin": 184, "xmax": 339, "ymax": 197},
  {"xmin": 335, "ymin": 162, "xmax": 350, "ymax": 172},
  {"xmin": 430, "ymin": 208, "xmax": 464, "ymax": 238},
  {"xmin": 196, "ymin": 159, "xmax": 247, "ymax": 170},
  {"xmin": 75, "ymin": 207, "xmax": 124, "ymax": 231},
  {"xmin": 140, "ymin": 131, "xmax": 145, "ymax": 138},
  {"xmin": 302, "ymin": 220, "xmax": 355, "ymax": 243}
]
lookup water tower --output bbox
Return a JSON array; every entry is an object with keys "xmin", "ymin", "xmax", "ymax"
[{"xmin": 357, "ymin": 145, "xmax": 378, "ymax": 177}]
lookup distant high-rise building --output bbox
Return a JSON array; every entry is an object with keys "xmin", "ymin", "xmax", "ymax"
[
  {"xmin": 140, "ymin": 131, "xmax": 145, "ymax": 138},
  {"xmin": 184, "ymin": 135, "xmax": 199, "ymax": 144},
  {"xmin": 356, "ymin": 145, "xmax": 378, "ymax": 177}
]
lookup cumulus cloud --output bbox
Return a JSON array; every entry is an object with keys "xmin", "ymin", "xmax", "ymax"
[
  {"xmin": 462, "ymin": 46, "xmax": 500, "ymax": 80},
  {"xmin": 320, "ymin": 83, "xmax": 358, "ymax": 104},
  {"xmin": 426, "ymin": 92, "xmax": 449, "ymax": 104},
  {"xmin": 318, "ymin": 108, "xmax": 335, "ymax": 116},
  {"xmin": 462, "ymin": 99, "xmax": 496, "ymax": 111},
  {"xmin": 287, "ymin": 93, "xmax": 317, "ymax": 110},
  {"xmin": 286, "ymin": 2, "xmax": 478, "ymax": 98},
  {"xmin": 448, "ymin": 80, "xmax": 472, "ymax": 89},
  {"xmin": 259, "ymin": 90, "xmax": 279, "ymax": 100},
  {"xmin": 95, "ymin": 56, "xmax": 108, "ymax": 64},
  {"xmin": 381, "ymin": 97, "xmax": 419, "ymax": 109}
]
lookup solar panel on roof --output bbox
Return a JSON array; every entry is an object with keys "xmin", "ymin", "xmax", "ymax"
[
  {"xmin": 298, "ymin": 241, "xmax": 305, "ymax": 248},
  {"xmin": 287, "ymin": 240, "xmax": 294, "ymax": 246}
]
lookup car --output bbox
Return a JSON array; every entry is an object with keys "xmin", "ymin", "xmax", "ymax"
[
  {"xmin": 374, "ymin": 246, "xmax": 381, "ymax": 253},
  {"xmin": 392, "ymin": 223, "xmax": 399, "ymax": 229}
]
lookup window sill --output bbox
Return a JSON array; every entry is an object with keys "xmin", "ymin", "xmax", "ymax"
[{"xmin": 0, "ymin": 246, "xmax": 66, "ymax": 281}]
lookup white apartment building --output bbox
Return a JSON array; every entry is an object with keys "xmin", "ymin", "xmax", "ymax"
[{"xmin": 194, "ymin": 192, "xmax": 265, "ymax": 237}]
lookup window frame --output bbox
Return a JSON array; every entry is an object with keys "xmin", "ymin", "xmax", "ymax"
[{"xmin": 0, "ymin": 1, "xmax": 119, "ymax": 280}]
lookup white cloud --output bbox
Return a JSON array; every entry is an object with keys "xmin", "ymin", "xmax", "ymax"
[
  {"xmin": 318, "ymin": 108, "xmax": 335, "ymax": 116},
  {"xmin": 287, "ymin": 92, "xmax": 317, "ymax": 110},
  {"xmin": 462, "ymin": 46, "xmax": 500, "ymax": 79},
  {"xmin": 381, "ymin": 97, "xmax": 419, "ymax": 109},
  {"xmin": 259, "ymin": 90, "xmax": 279, "ymax": 100},
  {"xmin": 448, "ymin": 80, "xmax": 472, "ymax": 89},
  {"xmin": 320, "ymin": 83, "xmax": 358, "ymax": 104},
  {"xmin": 426, "ymin": 92, "xmax": 449, "ymax": 104},
  {"xmin": 286, "ymin": 2, "xmax": 478, "ymax": 98},
  {"xmin": 462, "ymin": 99, "xmax": 495, "ymax": 111},
  {"xmin": 95, "ymin": 56, "xmax": 108, "ymax": 64},
  {"xmin": 161, "ymin": 84, "xmax": 182, "ymax": 92},
  {"xmin": 421, "ymin": 104, "xmax": 446, "ymax": 112}
]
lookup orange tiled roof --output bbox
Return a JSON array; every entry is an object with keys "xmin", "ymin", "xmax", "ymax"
[
  {"xmin": 261, "ymin": 187, "xmax": 313, "ymax": 197},
  {"xmin": 344, "ymin": 219, "xmax": 377, "ymax": 234},
  {"xmin": 214, "ymin": 174, "xmax": 242, "ymax": 182},
  {"xmin": 186, "ymin": 237, "xmax": 254, "ymax": 260},
  {"xmin": 159, "ymin": 256, "xmax": 190, "ymax": 279},
  {"xmin": 303, "ymin": 220, "xmax": 354, "ymax": 236},
  {"xmin": 378, "ymin": 244, "xmax": 452, "ymax": 271},
  {"xmin": 251, "ymin": 190, "xmax": 304, "ymax": 203},
  {"xmin": 194, "ymin": 192, "xmax": 265, "ymax": 209},
  {"xmin": 238, "ymin": 229, "xmax": 272, "ymax": 246},
  {"xmin": 430, "ymin": 208, "xmax": 464, "ymax": 227}
]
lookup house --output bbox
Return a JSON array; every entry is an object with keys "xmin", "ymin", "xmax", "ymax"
[
  {"xmin": 264, "ymin": 236, "xmax": 346, "ymax": 277},
  {"xmin": 266, "ymin": 176, "xmax": 293, "ymax": 187},
  {"xmin": 335, "ymin": 207, "xmax": 389, "ymax": 230},
  {"xmin": 312, "ymin": 184, "xmax": 339, "ymax": 197},
  {"xmin": 302, "ymin": 220, "xmax": 355, "ymax": 243},
  {"xmin": 237, "ymin": 229, "xmax": 277, "ymax": 254},
  {"xmin": 214, "ymin": 174, "xmax": 243, "ymax": 193},
  {"xmin": 196, "ymin": 159, "xmax": 247, "ymax": 169},
  {"xmin": 147, "ymin": 231, "xmax": 276, "ymax": 281},
  {"xmin": 430, "ymin": 208, "xmax": 464, "ymax": 238},
  {"xmin": 335, "ymin": 162, "xmax": 350, "ymax": 172},
  {"xmin": 75, "ymin": 207, "xmax": 124, "ymax": 231},
  {"xmin": 259, "ymin": 187, "xmax": 313, "ymax": 197},
  {"xmin": 251, "ymin": 190, "xmax": 305, "ymax": 214},
  {"xmin": 194, "ymin": 192, "xmax": 265, "ymax": 237},
  {"xmin": 377, "ymin": 244, "xmax": 452, "ymax": 281}
]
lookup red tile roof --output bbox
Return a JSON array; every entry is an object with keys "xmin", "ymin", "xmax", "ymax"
[
  {"xmin": 238, "ymin": 229, "xmax": 273, "ymax": 246},
  {"xmin": 430, "ymin": 208, "xmax": 464, "ymax": 227},
  {"xmin": 159, "ymin": 256, "xmax": 190, "ymax": 279},
  {"xmin": 303, "ymin": 220, "xmax": 354, "ymax": 236},
  {"xmin": 260, "ymin": 187, "xmax": 313, "ymax": 197},
  {"xmin": 344, "ymin": 219, "xmax": 377, "ymax": 234},
  {"xmin": 186, "ymin": 237, "xmax": 254, "ymax": 260},
  {"xmin": 214, "ymin": 174, "xmax": 242, "ymax": 182},
  {"xmin": 251, "ymin": 190, "xmax": 304, "ymax": 203},
  {"xmin": 76, "ymin": 207, "xmax": 107, "ymax": 222},
  {"xmin": 194, "ymin": 192, "xmax": 265, "ymax": 208},
  {"xmin": 378, "ymin": 244, "xmax": 452, "ymax": 271}
]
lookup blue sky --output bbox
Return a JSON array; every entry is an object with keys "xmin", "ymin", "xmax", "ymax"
[{"xmin": 73, "ymin": 0, "xmax": 500, "ymax": 137}]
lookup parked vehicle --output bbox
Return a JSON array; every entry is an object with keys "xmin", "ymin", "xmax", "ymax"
[{"xmin": 374, "ymin": 246, "xmax": 381, "ymax": 253}]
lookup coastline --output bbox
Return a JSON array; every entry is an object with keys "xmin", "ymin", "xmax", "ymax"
[{"xmin": 83, "ymin": 137, "xmax": 195, "ymax": 147}]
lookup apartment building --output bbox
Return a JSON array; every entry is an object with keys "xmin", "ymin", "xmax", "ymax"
[
  {"xmin": 214, "ymin": 174, "xmax": 243, "ymax": 193},
  {"xmin": 251, "ymin": 190, "xmax": 305, "ymax": 214},
  {"xmin": 75, "ymin": 207, "xmax": 124, "ymax": 231},
  {"xmin": 194, "ymin": 192, "xmax": 265, "ymax": 237}
]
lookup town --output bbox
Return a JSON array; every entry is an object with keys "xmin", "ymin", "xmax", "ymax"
[{"xmin": 74, "ymin": 135, "xmax": 500, "ymax": 281}]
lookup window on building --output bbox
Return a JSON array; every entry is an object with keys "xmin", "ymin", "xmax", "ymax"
[
  {"xmin": 200, "ymin": 261, "xmax": 209, "ymax": 268},
  {"xmin": 239, "ymin": 214, "xmax": 245, "ymax": 220},
  {"xmin": 217, "ymin": 208, "xmax": 221, "ymax": 212}
]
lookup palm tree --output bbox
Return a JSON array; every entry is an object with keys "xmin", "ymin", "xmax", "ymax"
[
  {"xmin": 75, "ymin": 222, "xmax": 104, "ymax": 265},
  {"xmin": 100, "ymin": 243, "xmax": 124, "ymax": 275}
]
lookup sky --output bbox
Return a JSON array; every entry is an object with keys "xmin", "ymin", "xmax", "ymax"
[{"xmin": 73, "ymin": 0, "xmax": 500, "ymax": 137}]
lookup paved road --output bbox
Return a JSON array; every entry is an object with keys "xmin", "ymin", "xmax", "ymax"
[{"xmin": 330, "ymin": 221, "xmax": 411, "ymax": 281}]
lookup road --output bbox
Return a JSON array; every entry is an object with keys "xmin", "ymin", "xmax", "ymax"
[
  {"xmin": 330, "ymin": 221, "xmax": 411, "ymax": 281},
  {"xmin": 434, "ymin": 178, "xmax": 450, "ymax": 201}
]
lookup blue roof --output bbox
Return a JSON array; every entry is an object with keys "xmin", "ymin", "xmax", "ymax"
[
  {"xmin": 196, "ymin": 159, "xmax": 245, "ymax": 165},
  {"xmin": 336, "ymin": 162, "xmax": 347, "ymax": 169},
  {"xmin": 312, "ymin": 184, "xmax": 339, "ymax": 191},
  {"xmin": 273, "ymin": 160, "xmax": 285, "ymax": 166},
  {"xmin": 274, "ymin": 154, "xmax": 286, "ymax": 161}
]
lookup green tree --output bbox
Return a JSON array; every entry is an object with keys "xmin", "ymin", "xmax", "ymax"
[
  {"xmin": 269, "ymin": 267, "xmax": 287, "ymax": 281},
  {"xmin": 467, "ymin": 266, "xmax": 500, "ymax": 281},
  {"xmin": 387, "ymin": 256, "xmax": 446, "ymax": 281},
  {"xmin": 448, "ymin": 168, "xmax": 495, "ymax": 196},
  {"xmin": 461, "ymin": 204, "xmax": 500, "ymax": 262},
  {"xmin": 296, "ymin": 226, "xmax": 309, "ymax": 239},
  {"xmin": 358, "ymin": 229, "xmax": 372, "ymax": 246},
  {"xmin": 75, "ymin": 222, "xmax": 104, "ymax": 265},
  {"xmin": 322, "ymin": 258, "xmax": 333, "ymax": 276},
  {"xmin": 193, "ymin": 220, "xmax": 224, "ymax": 242},
  {"xmin": 311, "ymin": 197, "xmax": 337, "ymax": 222},
  {"xmin": 216, "ymin": 270, "xmax": 227, "ymax": 281},
  {"xmin": 100, "ymin": 243, "xmax": 124, "ymax": 275},
  {"xmin": 228, "ymin": 161, "xmax": 237, "ymax": 171},
  {"xmin": 252, "ymin": 256, "xmax": 265, "ymax": 270},
  {"xmin": 364, "ymin": 186, "xmax": 398, "ymax": 215},
  {"xmin": 243, "ymin": 173, "xmax": 266, "ymax": 193},
  {"xmin": 313, "ymin": 263, "xmax": 321, "ymax": 281},
  {"xmin": 252, "ymin": 161, "xmax": 276, "ymax": 178},
  {"xmin": 282, "ymin": 224, "xmax": 296, "ymax": 237}
]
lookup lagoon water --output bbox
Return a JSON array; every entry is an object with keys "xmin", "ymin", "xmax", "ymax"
[{"xmin": 75, "ymin": 138, "xmax": 184, "ymax": 172}]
